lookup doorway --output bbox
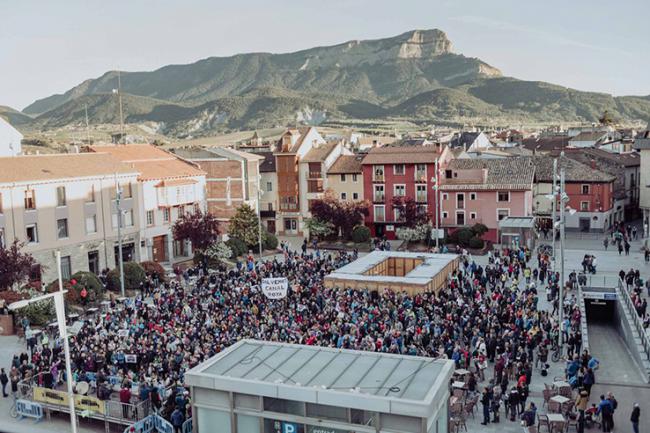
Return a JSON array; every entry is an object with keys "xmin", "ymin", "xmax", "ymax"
[
  {"xmin": 267, "ymin": 220, "xmax": 276, "ymax": 234},
  {"xmin": 114, "ymin": 242, "xmax": 135, "ymax": 267},
  {"xmin": 579, "ymin": 218, "xmax": 591, "ymax": 232},
  {"xmin": 152, "ymin": 235, "xmax": 168, "ymax": 262},
  {"xmin": 284, "ymin": 218, "xmax": 298, "ymax": 235},
  {"xmin": 88, "ymin": 250, "xmax": 100, "ymax": 275}
]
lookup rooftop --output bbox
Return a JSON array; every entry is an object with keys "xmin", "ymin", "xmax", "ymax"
[
  {"xmin": 258, "ymin": 151, "xmax": 276, "ymax": 173},
  {"xmin": 302, "ymin": 141, "xmax": 339, "ymax": 162},
  {"xmin": 0, "ymin": 153, "xmax": 137, "ymax": 184},
  {"xmin": 521, "ymin": 136, "xmax": 569, "ymax": 153},
  {"xmin": 570, "ymin": 131, "xmax": 608, "ymax": 142},
  {"xmin": 328, "ymin": 154, "xmax": 364, "ymax": 174},
  {"xmin": 185, "ymin": 339, "xmax": 453, "ymax": 416},
  {"xmin": 442, "ymin": 157, "xmax": 535, "ymax": 191},
  {"xmin": 362, "ymin": 146, "xmax": 441, "ymax": 165},
  {"xmin": 89, "ymin": 144, "xmax": 205, "ymax": 181},
  {"xmin": 532, "ymin": 155, "xmax": 615, "ymax": 183}
]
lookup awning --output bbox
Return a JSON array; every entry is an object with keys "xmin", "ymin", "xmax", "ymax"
[{"xmin": 498, "ymin": 216, "xmax": 535, "ymax": 230}]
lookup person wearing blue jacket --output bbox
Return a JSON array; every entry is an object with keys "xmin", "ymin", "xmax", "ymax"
[{"xmin": 596, "ymin": 394, "xmax": 613, "ymax": 432}]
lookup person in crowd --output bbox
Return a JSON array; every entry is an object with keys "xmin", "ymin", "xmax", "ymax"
[{"xmin": 631, "ymin": 402, "xmax": 640, "ymax": 433}]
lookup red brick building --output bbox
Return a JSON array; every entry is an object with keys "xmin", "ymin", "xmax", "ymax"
[{"xmin": 361, "ymin": 146, "xmax": 451, "ymax": 239}]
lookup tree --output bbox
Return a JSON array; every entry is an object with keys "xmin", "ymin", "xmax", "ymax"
[
  {"xmin": 229, "ymin": 204, "xmax": 266, "ymax": 248},
  {"xmin": 0, "ymin": 240, "xmax": 36, "ymax": 290},
  {"xmin": 310, "ymin": 191, "xmax": 369, "ymax": 239},
  {"xmin": 391, "ymin": 196, "xmax": 429, "ymax": 228},
  {"xmin": 172, "ymin": 209, "xmax": 220, "ymax": 252},
  {"xmin": 396, "ymin": 223, "xmax": 432, "ymax": 244},
  {"xmin": 305, "ymin": 218, "xmax": 335, "ymax": 239},
  {"xmin": 598, "ymin": 110, "xmax": 615, "ymax": 126},
  {"xmin": 204, "ymin": 241, "xmax": 233, "ymax": 264}
]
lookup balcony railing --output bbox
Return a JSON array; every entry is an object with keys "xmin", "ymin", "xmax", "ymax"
[
  {"xmin": 374, "ymin": 213, "xmax": 386, "ymax": 223},
  {"xmin": 373, "ymin": 174, "xmax": 385, "ymax": 182},
  {"xmin": 308, "ymin": 171, "xmax": 322, "ymax": 179},
  {"xmin": 416, "ymin": 194, "xmax": 427, "ymax": 203},
  {"xmin": 373, "ymin": 194, "xmax": 385, "ymax": 203},
  {"xmin": 415, "ymin": 173, "xmax": 427, "ymax": 182},
  {"xmin": 308, "ymin": 180, "xmax": 324, "ymax": 193}
]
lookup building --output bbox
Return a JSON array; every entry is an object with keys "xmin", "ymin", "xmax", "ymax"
[
  {"xmin": 273, "ymin": 127, "xmax": 350, "ymax": 236},
  {"xmin": 325, "ymin": 251, "xmax": 459, "ymax": 295},
  {"xmin": 258, "ymin": 151, "xmax": 278, "ymax": 234},
  {"xmin": 0, "ymin": 117, "xmax": 22, "ymax": 156},
  {"xmin": 552, "ymin": 148, "xmax": 641, "ymax": 221},
  {"xmin": 521, "ymin": 136, "xmax": 569, "ymax": 154},
  {"xmin": 568, "ymin": 130, "xmax": 613, "ymax": 148},
  {"xmin": 362, "ymin": 146, "xmax": 451, "ymax": 239},
  {"xmin": 89, "ymin": 144, "xmax": 206, "ymax": 264},
  {"xmin": 449, "ymin": 131, "xmax": 492, "ymax": 151},
  {"xmin": 634, "ymin": 131, "xmax": 650, "ymax": 236},
  {"xmin": 326, "ymin": 154, "xmax": 364, "ymax": 202},
  {"xmin": 532, "ymin": 156, "xmax": 616, "ymax": 232},
  {"xmin": 0, "ymin": 153, "xmax": 141, "ymax": 283},
  {"xmin": 439, "ymin": 157, "xmax": 535, "ymax": 242},
  {"xmin": 185, "ymin": 339, "xmax": 454, "ymax": 433},
  {"xmin": 172, "ymin": 146, "xmax": 263, "ymax": 232}
]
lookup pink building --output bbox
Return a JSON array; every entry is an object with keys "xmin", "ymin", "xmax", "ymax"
[{"xmin": 439, "ymin": 157, "xmax": 535, "ymax": 242}]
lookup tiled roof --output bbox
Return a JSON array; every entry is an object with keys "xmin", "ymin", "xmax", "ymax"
[
  {"xmin": 361, "ymin": 146, "xmax": 441, "ymax": 165},
  {"xmin": 570, "ymin": 131, "xmax": 608, "ymax": 142},
  {"xmin": 532, "ymin": 156, "xmax": 615, "ymax": 183},
  {"xmin": 442, "ymin": 157, "xmax": 534, "ymax": 191},
  {"xmin": 0, "ymin": 153, "xmax": 137, "ymax": 184},
  {"xmin": 450, "ymin": 132, "xmax": 479, "ymax": 148},
  {"xmin": 90, "ymin": 144, "xmax": 205, "ymax": 181},
  {"xmin": 258, "ymin": 151, "xmax": 276, "ymax": 173},
  {"xmin": 328, "ymin": 154, "xmax": 364, "ymax": 174},
  {"xmin": 634, "ymin": 131, "xmax": 650, "ymax": 150},
  {"xmin": 521, "ymin": 136, "xmax": 569, "ymax": 153},
  {"xmin": 302, "ymin": 141, "xmax": 338, "ymax": 162},
  {"xmin": 555, "ymin": 147, "xmax": 640, "ymax": 168}
]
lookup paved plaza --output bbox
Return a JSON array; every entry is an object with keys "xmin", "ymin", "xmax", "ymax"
[{"xmin": 0, "ymin": 231, "xmax": 648, "ymax": 433}]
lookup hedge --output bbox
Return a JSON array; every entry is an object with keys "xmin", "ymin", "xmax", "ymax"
[
  {"xmin": 351, "ymin": 225, "xmax": 371, "ymax": 244},
  {"xmin": 107, "ymin": 262, "xmax": 146, "ymax": 292},
  {"xmin": 47, "ymin": 271, "xmax": 104, "ymax": 304},
  {"xmin": 226, "ymin": 237, "xmax": 247, "ymax": 259},
  {"xmin": 264, "ymin": 232, "xmax": 278, "ymax": 250}
]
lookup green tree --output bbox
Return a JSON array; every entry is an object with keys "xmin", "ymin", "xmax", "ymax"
[
  {"xmin": 229, "ymin": 204, "xmax": 266, "ymax": 249},
  {"xmin": 305, "ymin": 218, "xmax": 335, "ymax": 239}
]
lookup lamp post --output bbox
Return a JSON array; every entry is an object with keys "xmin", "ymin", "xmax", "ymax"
[
  {"xmin": 551, "ymin": 158, "xmax": 557, "ymax": 272},
  {"xmin": 115, "ymin": 176, "xmax": 125, "ymax": 297},
  {"xmin": 256, "ymin": 173, "xmax": 263, "ymax": 258},
  {"xmin": 9, "ymin": 251, "xmax": 76, "ymax": 433},
  {"xmin": 433, "ymin": 158, "xmax": 440, "ymax": 250},
  {"xmin": 559, "ymin": 167, "xmax": 566, "ymax": 349}
]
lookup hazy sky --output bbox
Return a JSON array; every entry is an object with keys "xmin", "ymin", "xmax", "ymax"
[{"xmin": 2, "ymin": 0, "xmax": 649, "ymax": 110}]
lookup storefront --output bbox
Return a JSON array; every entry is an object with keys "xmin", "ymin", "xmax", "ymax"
[{"xmin": 186, "ymin": 340, "xmax": 454, "ymax": 433}]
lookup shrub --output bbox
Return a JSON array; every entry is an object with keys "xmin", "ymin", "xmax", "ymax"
[
  {"xmin": 17, "ymin": 299, "xmax": 55, "ymax": 326},
  {"xmin": 0, "ymin": 290, "xmax": 28, "ymax": 307},
  {"xmin": 47, "ymin": 271, "xmax": 103, "ymax": 304},
  {"xmin": 140, "ymin": 261, "xmax": 167, "ymax": 282},
  {"xmin": 226, "ymin": 237, "xmax": 247, "ymax": 259},
  {"xmin": 204, "ymin": 241, "xmax": 233, "ymax": 265},
  {"xmin": 107, "ymin": 262, "xmax": 146, "ymax": 292},
  {"xmin": 468, "ymin": 237, "xmax": 485, "ymax": 249},
  {"xmin": 264, "ymin": 232, "xmax": 278, "ymax": 250},
  {"xmin": 351, "ymin": 225, "xmax": 371, "ymax": 244},
  {"xmin": 456, "ymin": 228, "xmax": 474, "ymax": 246},
  {"xmin": 471, "ymin": 223, "xmax": 489, "ymax": 238}
]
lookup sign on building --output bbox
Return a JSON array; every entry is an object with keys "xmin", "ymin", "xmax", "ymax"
[{"xmin": 261, "ymin": 278, "xmax": 288, "ymax": 299}]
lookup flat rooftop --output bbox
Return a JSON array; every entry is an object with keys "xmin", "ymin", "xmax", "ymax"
[
  {"xmin": 325, "ymin": 251, "xmax": 458, "ymax": 285},
  {"xmin": 185, "ymin": 339, "xmax": 454, "ymax": 416}
]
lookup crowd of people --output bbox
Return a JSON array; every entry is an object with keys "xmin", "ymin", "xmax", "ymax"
[{"xmin": 4, "ymin": 235, "xmax": 642, "ymax": 432}]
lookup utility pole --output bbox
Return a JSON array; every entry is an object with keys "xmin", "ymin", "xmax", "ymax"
[
  {"xmin": 551, "ymin": 158, "xmax": 557, "ymax": 271},
  {"xmin": 433, "ymin": 158, "xmax": 440, "ymax": 250},
  {"xmin": 84, "ymin": 103, "xmax": 91, "ymax": 145},
  {"xmin": 559, "ymin": 165, "xmax": 566, "ymax": 348},
  {"xmin": 114, "ymin": 175, "xmax": 125, "ymax": 297},
  {"xmin": 117, "ymin": 70, "xmax": 125, "ymax": 144}
]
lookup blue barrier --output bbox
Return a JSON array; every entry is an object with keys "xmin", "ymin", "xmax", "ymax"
[
  {"xmin": 182, "ymin": 417, "xmax": 192, "ymax": 433},
  {"xmin": 124, "ymin": 414, "xmax": 174, "ymax": 433},
  {"xmin": 16, "ymin": 399, "xmax": 43, "ymax": 421}
]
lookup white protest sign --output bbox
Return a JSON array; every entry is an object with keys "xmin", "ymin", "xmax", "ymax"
[
  {"xmin": 125, "ymin": 354, "xmax": 137, "ymax": 363},
  {"xmin": 261, "ymin": 278, "xmax": 288, "ymax": 299}
]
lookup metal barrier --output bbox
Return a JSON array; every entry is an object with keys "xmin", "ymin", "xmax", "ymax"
[
  {"xmin": 576, "ymin": 283, "xmax": 590, "ymax": 353},
  {"xmin": 616, "ymin": 277, "xmax": 650, "ymax": 360}
]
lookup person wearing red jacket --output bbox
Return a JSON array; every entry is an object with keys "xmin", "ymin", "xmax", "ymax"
[{"xmin": 119, "ymin": 384, "xmax": 132, "ymax": 419}]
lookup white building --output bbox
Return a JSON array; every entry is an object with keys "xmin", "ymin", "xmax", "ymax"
[
  {"xmin": 0, "ymin": 117, "xmax": 23, "ymax": 156},
  {"xmin": 90, "ymin": 144, "xmax": 206, "ymax": 264}
]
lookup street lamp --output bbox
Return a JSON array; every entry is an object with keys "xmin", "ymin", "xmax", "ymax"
[{"xmin": 9, "ymin": 251, "xmax": 77, "ymax": 433}]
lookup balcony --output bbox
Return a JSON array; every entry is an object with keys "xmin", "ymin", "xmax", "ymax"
[
  {"xmin": 280, "ymin": 196, "xmax": 299, "ymax": 212},
  {"xmin": 374, "ymin": 212, "xmax": 386, "ymax": 223},
  {"xmin": 414, "ymin": 173, "xmax": 427, "ymax": 182},
  {"xmin": 372, "ymin": 174, "xmax": 385, "ymax": 182},
  {"xmin": 416, "ymin": 193, "xmax": 427, "ymax": 203},
  {"xmin": 260, "ymin": 210, "xmax": 276, "ymax": 218},
  {"xmin": 308, "ymin": 171, "xmax": 323, "ymax": 179},
  {"xmin": 307, "ymin": 180, "xmax": 324, "ymax": 193},
  {"xmin": 373, "ymin": 194, "xmax": 385, "ymax": 203}
]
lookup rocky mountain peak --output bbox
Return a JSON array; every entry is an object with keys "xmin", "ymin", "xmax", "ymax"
[{"xmin": 396, "ymin": 29, "xmax": 453, "ymax": 58}]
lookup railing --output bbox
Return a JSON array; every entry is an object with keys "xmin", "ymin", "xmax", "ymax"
[
  {"xmin": 308, "ymin": 171, "xmax": 322, "ymax": 179},
  {"xmin": 373, "ymin": 194, "xmax": 385, "ymax": 203},
  {"xmin": 373, "ymin": 175, "xmax": 384, "ymax": 182},
  {"xmin": 414, "ymin": 173, "xmax": 427, "ymax": 182},
  {"xmin": 416, "ymin": 194, "xmax": 427, "ymax": 203},
  {"xmin": 575, "ymin": 283, "xmax": 590, "ymax": 353},
  {"xmin": 616, "ymin": 277, "xmax": 650, "ymax": 360}
]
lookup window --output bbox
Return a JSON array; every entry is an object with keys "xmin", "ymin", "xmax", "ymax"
[
  {"xmin": 373, "ymin": 165, "xmax": 384, "ymax": 181},
  {"xmin": 267, "ymin": 203, "xmax": 273, "ymax": 211},
  {"xmin": 26, "ymin": 224, "xmax": 38, "ymax": 243},
  {"xmin": 581, "ymin": 184, "xmax": 590, "ymax": 195},
  {"xmin": 470, "ymin": 212, "xmax": 477, "ymax": 220},
  {"xmin": 416, "ymin": 184, "xmax": 427, "ymax": 202},
  {"xmin": 163, "ymin": 208, "xmax": 170, "ymax": 223},
  {"xmin": 85, "ymin": 215, "xmax": 97, "ymax": 234},
  {"xmin": 374, "ymin": 184, "xmax": 385, "ymax": 202},
  {"xmin": 124, "ymin": 209, "xmax": 134, "ymax": 227},
  {"xmin": 353, "ymin": 192, "xmax": 359, "ymax": 200},
  {"xmin": 352, "ymin": 174, "xmax": 358, "ymax": 182},
  {"xmin": 445, "ymin": 169, "xmax": 453, "ymax": 179},
  {"xmin": 581, "ymin": 201, "xmax": 590, "ymax": 211},
  {"xmin": 266, "ymin": 181, "xmax": 272, "ymax": 192},
  {"xmin": 470, "ymin": 192, "xmax": 477, "ymax": 200},
  {"xmin": 24, "ymin": 189, "xmax": 36, "ymax": 210},
  {"xmin": 497, "ymin": 209, "xmax": 510, "ymax": 221},
  {"xmin": 442, "ymin": 193, "xmax": 448, "ymax": 200},
  {"xmin": 122, "ymin": 182, "xmax": 133, "ymax": 198},
  {"xmin": 394, "ymin": 206, "xmax": 402, "ymax": 221},
  {"xmin": 497, "ymin": 191, "xmax": 510, "ymax": 202},
  {"xmin": 456, "ymin": 211, "xmax": 465, "ymax": 225},
  {"xmin": 57, "ymin": 218, "xmax": 69, "ymax": 239},
  {"xmin": 374, "ymin": 205, "xmax": 386, "ymax": 222},
  {"xmin": 86, "ymin": 185, "xmax": 95, "ymax": 203},
  {"xmin": 0, "ymin": 228, "xmax": 4, "ymax": 248},
  {"xmin": 393, "ymin": 164, "xmax": 405, "ymax": 175},
  {"xmin": 394, "ymin": 184, "xmax": 406, "ymax": 197},
  {"xmin": 56, "ymin": 186, "xmax": 66, "ymax": 207},
  {"xmin": 340, "ymin": 174, "xmax": 347, "ymax": 182},
  {"xmin": 146, "ymin": 210, "xmax": 154, "ymax": 226},
  {"xmin": 442, "ymin": 211, "xmax": 449, "ymax": 219},
  {"xmin": 415, "ymin": 163, "xmax": 427, "ymax": 181},
  {"xmin": 340, "ymin": 192, "xmax": 347, "ymax": 200},
  {"xmin": 60, "ymin": 256, "xmax": 72, "ymax": 280},
  {"xmin": 457, "ymin": 193, "xmax": 465, "ymax": 209}
]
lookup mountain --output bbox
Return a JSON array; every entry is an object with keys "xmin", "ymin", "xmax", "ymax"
[
  {"xmin": 0, "ymin": 105, "xmax": 33, "ymax": 128},
  {"xmin": 16, "ymin": 29, "xmax": 650, "ymax": 136}
]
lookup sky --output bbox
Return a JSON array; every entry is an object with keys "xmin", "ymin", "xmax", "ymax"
[{"xmin": 2, "ymin": 0, "xmax": 649, "ymax": 110}]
